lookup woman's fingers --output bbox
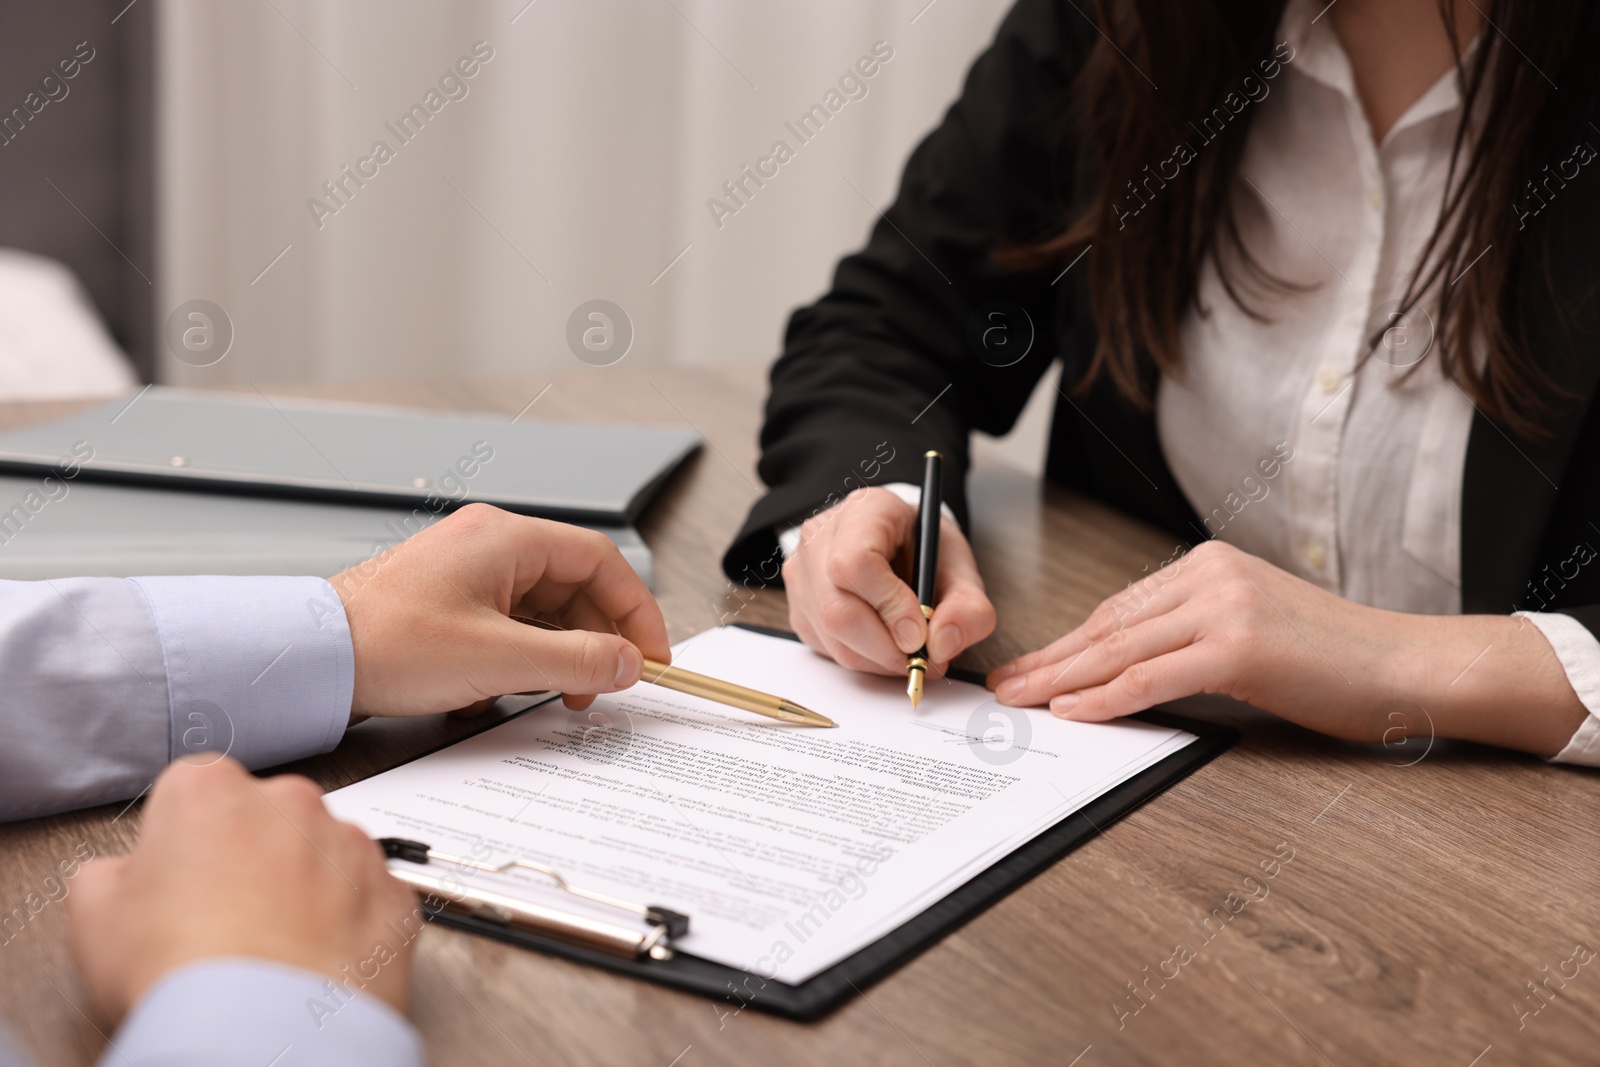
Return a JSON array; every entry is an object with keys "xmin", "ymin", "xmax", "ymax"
[
  {"xmin": 783, "ymin": 489, "xmax": 1003, "ymax": 677},
  {"xmin": 822, "ymin": 494, "xmax": 926, "ymax": 652},
  {"xmin": 994, "ymin": 609, "xmax": 1200, "ymax": 706},
  {"xmin": 810, "ymin": 489, "xmax": 927, "ymax": 669},
  {"xmin": 809, "ymin": 502, "xmax": 996, "ymax": 674},
  {"xmin": 815, "ymin": 588, "xmax": 914, "ymax": 674},
  {"xmin": 990, "ymin": 542, "xmax": 1262, "ymax": 720},
  {"xmin": 988, "ymin": 550, "xmax": 1196, "ymax": 687},
  {"xmin": 1054, "ymin": 645, "xmax": 1221, "ymax": 722},
  {"xmin": 784, "ymin": 488, "xmax": 924, "ymax": 673},
  {"xmin": 928, "ymin": 519, "xmax": 997, "ymax": 665}
]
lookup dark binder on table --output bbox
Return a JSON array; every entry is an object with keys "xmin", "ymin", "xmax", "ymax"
[
  {"xmin": 0, "ymin": 387, "xmax": 701, "ymax": 526},
  {"xmin": 377, "ymin": 624, "xmax": 1235, "ymax": 1020}
]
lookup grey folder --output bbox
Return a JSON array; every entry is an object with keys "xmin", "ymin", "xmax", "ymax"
[
  {"xmin": 0, "ymin": 476, "xmax": 654, "ymax": 585},
  {"xmin": 0, "ymin": 388, "xmax": 701, "ymax": 525},
  {"xmin": 0, "ymin": 389, "xmax": 699, "ymax": 585}
]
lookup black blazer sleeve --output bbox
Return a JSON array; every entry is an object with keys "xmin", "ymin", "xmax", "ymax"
[{"xmin": 722, "ymin": 0, "xmax": 1095, "ymax": 584}]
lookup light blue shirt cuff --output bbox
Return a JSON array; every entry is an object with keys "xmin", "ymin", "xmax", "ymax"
[
  {"xmin": 131, "ymin": 576, "xmax": 354, "ymax": 770},
  {"xmin": 104, "ymin": 957, "xmax": 423, "ymax": 1067}
]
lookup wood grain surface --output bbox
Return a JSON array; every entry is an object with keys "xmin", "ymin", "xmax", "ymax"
[{"xmin": 0, "ymin": 365, "xmax": 1596, "ymax": 1067}]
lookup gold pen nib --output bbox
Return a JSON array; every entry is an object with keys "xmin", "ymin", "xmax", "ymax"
[{"xmin": 907, "ymin": 652, "xmax": 928, "ymax": 709}]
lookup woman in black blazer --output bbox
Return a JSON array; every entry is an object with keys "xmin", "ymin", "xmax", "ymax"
[{"xmin": 723, "ymin": 0, "xmax": 1600, "ymax": 761}]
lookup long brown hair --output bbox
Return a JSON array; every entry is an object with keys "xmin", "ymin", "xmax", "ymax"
[{"xmin": 1013, "ymin": 0, "xmax": 1600, "ymax": 440}]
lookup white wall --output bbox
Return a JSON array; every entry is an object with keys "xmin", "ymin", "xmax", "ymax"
[{"xmin": 156, "ymin": 0, "xmax": 1018, "ymax": 391}]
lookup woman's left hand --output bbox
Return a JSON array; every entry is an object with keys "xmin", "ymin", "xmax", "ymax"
[{"xmin": 986, "ymin": 540, "xmax": 1588, "ymax": 756}]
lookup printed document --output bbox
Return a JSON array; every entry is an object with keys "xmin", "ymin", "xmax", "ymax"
[{"xmin": 324, "ymin": 626, "xmax": 1198, "ymax": 984}]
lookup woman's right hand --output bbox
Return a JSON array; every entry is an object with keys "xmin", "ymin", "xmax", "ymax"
[{"xmin": 782, "ymin": 487, "xmax": 996, "ymax": 677}]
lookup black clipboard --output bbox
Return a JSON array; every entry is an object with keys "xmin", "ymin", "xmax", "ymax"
[{"xmin": 391, "ymin": 623, "xmax": 1234, "ymax": 1020}]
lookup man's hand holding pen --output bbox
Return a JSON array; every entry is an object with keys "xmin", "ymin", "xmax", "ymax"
[
  {"xmin": 331, "ymin": 503, "xmax": 672, "ymax": 719},
  {"xmin": 781, "ymin": 484, "xmax": 996, "ymax": 683}
]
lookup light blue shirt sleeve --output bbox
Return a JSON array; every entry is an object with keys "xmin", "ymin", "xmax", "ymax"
[
  {"xmin": 0, "ymin": 576, "xmax": 354, "ymax": 822},
  {"xmin": 0, "ymin": 1025, "xmax": 34, "ymax": 1067},
  {"xmin": 102, "ymin": 958, "xmax": 423, "ymax": 1067}
]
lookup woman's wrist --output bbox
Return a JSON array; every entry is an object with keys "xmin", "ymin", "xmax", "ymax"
[{"xmin": 1402, "ymin": 613, "xmax": 1589, "ymax": 757}]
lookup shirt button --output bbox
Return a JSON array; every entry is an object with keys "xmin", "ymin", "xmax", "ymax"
[
  {"xmin": 1368, "ymin": 186, "xmax": 1383, "ymax": 212},
  {"xmin": 1305, "ymin": 541, "xmax": 1327, "ymax": 569},
  {"xmin": 1318, "ymin": 369, "xmax": 1342, "ymax": 394}
]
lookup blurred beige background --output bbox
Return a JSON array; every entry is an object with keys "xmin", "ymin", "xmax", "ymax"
[{"xmin": 156, "ymin": 0, "xmax": 1055, "ymax": 470}]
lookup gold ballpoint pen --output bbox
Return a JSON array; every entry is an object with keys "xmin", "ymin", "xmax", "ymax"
[{"xmin": 511, "ymin": 616, "xmax": 834, "ymax": 728}]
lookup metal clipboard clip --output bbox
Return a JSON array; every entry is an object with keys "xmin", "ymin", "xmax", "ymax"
[{"xmin": 379, "ymin": 838, "xmax": 690, "ymax": 961}]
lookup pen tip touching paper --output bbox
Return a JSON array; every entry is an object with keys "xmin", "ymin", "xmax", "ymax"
[
  {"xmin": 907, "ymin": 667, "xmax": 924, "ymax": 709},
  {"xmin": 779, "ymin": 700, "xmax": 836, "ymax": 728}
]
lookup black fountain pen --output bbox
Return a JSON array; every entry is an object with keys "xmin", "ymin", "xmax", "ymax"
[{"xmin": 907, "ymin": 450, "xmax": 942, "ymax": 709}]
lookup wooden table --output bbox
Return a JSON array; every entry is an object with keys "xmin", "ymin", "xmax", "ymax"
[{"xmin": 2, "ymin": 366, "xmax": 1597, "ymax": 1067}]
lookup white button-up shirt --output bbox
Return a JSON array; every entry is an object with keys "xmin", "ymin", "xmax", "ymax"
[{"xmin": 1155, "ymin": 0, "xmax": 1600, "ymax": 763}]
